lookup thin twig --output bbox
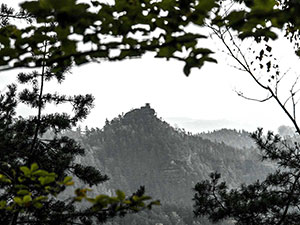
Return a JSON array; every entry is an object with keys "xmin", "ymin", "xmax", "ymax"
[
  {"xmin": 30, "ymin": 41, "xmax": 47, "ymax": 153},
  {"xmin": 290, "ymin": 76, "xmax": 300, "ymax": 120},
  {"xmin": 236, "ymin": 91, "xmax": 272, "ymax": 102},
  {"xmin": 283, "ymin": 88, "xmax": 300, "ymax": 107}
]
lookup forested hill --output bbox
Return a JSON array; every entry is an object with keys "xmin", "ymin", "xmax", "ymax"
[{"xmin": 70, "ymin": 104, "xmax": 274, "ymax": 209}]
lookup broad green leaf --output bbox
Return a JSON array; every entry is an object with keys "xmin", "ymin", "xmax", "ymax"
[
  {"xmin": 30, "ymin": 163, "xmax": 39, "ymax": 172},
  {"xmin": 183, "ymin": 64, "xmax": 191, "ymax": 76},
  {"xmin": 23, "ymin": 195, "xmax": 32, "ymax": 203},
  {"xmin": 20, "ymin": 166, "xmax": 31, "ymax": 177},
  {"xmin": 32, "ymin": 169, "xmax": 48, "ymax": 176},
  {"xmin": 17, "ymin": 190, "xmax": 30, "ymax": 196},
  {"xmin": 33, "ymin": 202, "xmax": 43, "ymax": 209},
  {"xmin": 0, "ymin": 174, "xmax": 11, "ymax": 183},
  {"xmin": 194, "ymin": 48, "xmax": 214, "ymax": 55},
  {"xmin": 34, "ymin": 196, "xmax": 48, "ymax": 202},
  {"xmin": 39, "ymin": 176, "xmax": 55, "ymax": 186},
  {"xmin": 13, "ymin": 197, "xmax": 23, "ymax": 206},
  {"xmin": 63, "ymin": 176, "xmax": 72, "ymax": 184}
]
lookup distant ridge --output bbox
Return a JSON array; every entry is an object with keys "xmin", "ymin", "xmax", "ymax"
[
  {"xmin": 198, "ymin": 128, "xmax": 256, "ymax": 149},
  {"xmin": 165, "ymin": 117, "xmax": 257, "ymax": 133}
]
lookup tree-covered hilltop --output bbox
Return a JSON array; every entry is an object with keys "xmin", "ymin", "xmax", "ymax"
[{"xmin": 72, "ymin": 104, "xmax": 273, "ymax": 207}]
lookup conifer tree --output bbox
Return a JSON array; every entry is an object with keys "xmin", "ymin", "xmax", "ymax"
[
  {"xmin": 0, "ymin": 3, "xmax": 159, "ymax": 225},
  {"xmin": 193, "ymin": 129, "xmax": 300, "ymax": 225}
]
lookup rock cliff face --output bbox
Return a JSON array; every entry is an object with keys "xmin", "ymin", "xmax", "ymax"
[{"xmin": 76, "ymin": 104, "xmax": 274, "ymax": 207}]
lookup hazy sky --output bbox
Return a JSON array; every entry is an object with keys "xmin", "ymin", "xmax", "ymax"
[{"xmin": 1, "ymin": 0, "xmax": 299, "ymax": 133}]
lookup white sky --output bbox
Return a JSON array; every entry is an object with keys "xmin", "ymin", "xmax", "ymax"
[{"xmin": 1, "ymin": 0, "xmax": 299, "ymax": 133}]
